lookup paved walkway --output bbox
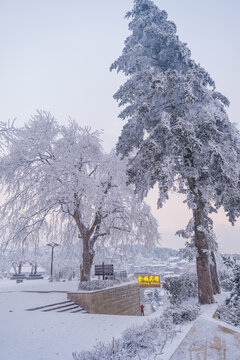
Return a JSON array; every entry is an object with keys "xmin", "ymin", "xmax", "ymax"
[{"xmin": 170, "ymin": 316, "xmax": 240, "ymax": 360}]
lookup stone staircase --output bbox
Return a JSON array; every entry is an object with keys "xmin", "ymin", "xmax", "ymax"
[{"xmin": 25, "ymin": 300, "xmax": 87, "ymax": 314}]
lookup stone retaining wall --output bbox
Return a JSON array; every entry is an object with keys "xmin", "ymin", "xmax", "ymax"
[{"xmin": 67, "ymin": 282, "xmax": 140, "ymax": 316}]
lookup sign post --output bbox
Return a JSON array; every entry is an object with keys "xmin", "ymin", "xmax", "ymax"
[
  {"xmin": 47, "ymin": 242, "xmax": 59, "ymax": 282},
  {"xmin": 102, "ymin": 261, "xmax": 105, "ymax": 281},
  {"xmin": 95, "ymin": 263, "xmax": 114, "ymax": 280}
]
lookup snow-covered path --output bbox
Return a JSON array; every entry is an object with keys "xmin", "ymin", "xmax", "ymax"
[
  {"xmin": 169, "ymin": 316, "xmax": 240, "ymax": 360},
  {"xmin": 0, "ymin": 279, "xmax": 145, "ymax": 360}
]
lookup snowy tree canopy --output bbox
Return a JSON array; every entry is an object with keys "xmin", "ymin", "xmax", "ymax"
[
  {"xmin": 0, "ymin": 111, "xmax": 160, "ymax": 280},
  {"xmin": 0, "ymin": 120, "xmax": 15, "ymax": 151},
  {"xmin": 111, "ymin": 0, "xmax": 240, "ymax": 303},
  {"xmin": 111, "ymin": 0, "xmax": 240, "ymax": 218}
]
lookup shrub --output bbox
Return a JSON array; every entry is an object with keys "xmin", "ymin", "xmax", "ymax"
[
  {"xmin": 218, "ymin": 255, "xmax": 237, "ymax": 292},
  {"xmin": 164, "ymin": 303, "xmax": 200, "ymax": 325},
  {"xmin": 216, "ymin": 263, "xmax": 240, "ymax": 327},
  {"xmin": 72, "ymin": 313, "xmax": 176, "ymax": 360},
  {"xmin": 163, "ymin": 273, "xmax": 198, "ymax": 305},
  {"xmin": 72, "ymin": 302, "xmax": 200, "ymax": 360},
  {"xmin": 78, "ymin": 279, "xmax": 121, "ymax": 291},
  {"xmin": 219, "ymin": 276, "xmax": 234, "ymax": 292},
  {"xmin": 216, "ymin": 303, "xmax": 240, "ymax": 327}
]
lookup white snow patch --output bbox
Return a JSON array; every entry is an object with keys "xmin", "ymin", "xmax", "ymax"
[{"xmin": 0, "ymin": 279, "xmax": 146, "ymax": 360}]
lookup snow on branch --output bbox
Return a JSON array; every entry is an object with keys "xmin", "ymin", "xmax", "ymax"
[{"xmin": 0, "ymin": 111, "xmax": 160, "ymax": 261}]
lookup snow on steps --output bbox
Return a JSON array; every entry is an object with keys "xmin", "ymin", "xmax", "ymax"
[{"xmin": 25, "ymin": 300, "xmax": 87, "ymax": 314}]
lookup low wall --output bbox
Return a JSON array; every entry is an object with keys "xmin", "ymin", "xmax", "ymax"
[{"xmin": 67, "ymin": 282, "xmax": 141, "ymax": 316}]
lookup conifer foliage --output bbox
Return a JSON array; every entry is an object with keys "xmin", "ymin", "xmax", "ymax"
[{"xmin": 111, "ymin": 0, "xmax": 240, "ymax": 303}]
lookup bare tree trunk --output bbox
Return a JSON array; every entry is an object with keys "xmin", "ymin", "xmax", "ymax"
[
  {"xmin": 210, "ymin": 251, "xmax": 221, "ymax": 294},
  {"xmin": 193, "ymin": 197, "xmax": 214, "ymax": 304},
  {"xmin": 80, "ymin": 239, "xmax": 94, "ymax": 282},
  {"xmin": 73, "ymin": 209, "xmax": 95, "ymax": 282},
  {"xmin": 18, "ymin": 262, "xmax": 22, "ymax": 274}
]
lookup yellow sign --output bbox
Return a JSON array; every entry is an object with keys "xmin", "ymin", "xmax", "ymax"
[{"xmin": 137, "ymin": 275, "xmax": 160, "ymax": 287}]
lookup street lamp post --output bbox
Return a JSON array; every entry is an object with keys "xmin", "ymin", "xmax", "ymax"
[{"xmin": 47, "ymin": 242, "xmax": 59, "ymax": 282}]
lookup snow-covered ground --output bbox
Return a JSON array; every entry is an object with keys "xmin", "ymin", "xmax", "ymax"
[
  {"xmin": 0, "ymin": 279, "xmax": 146, "ymax": 360},
  {"xmin": 1, "ymin": 279, "xmax": 234, "ymax": 360}
]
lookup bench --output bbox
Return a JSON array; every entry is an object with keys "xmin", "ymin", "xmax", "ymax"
[
  {"xmin": 27, "ymin": 274, "xmax": 44, "ymax": 280},
  {"xmin": 10, "ymin": 274, "xmax": 27, "ymax": 283}
]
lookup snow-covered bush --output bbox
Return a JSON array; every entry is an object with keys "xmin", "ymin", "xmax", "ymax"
[
  {"xmin": 163, "ymin": 273, "xmax": 198, "ymax": 305},
  {"xmin": 78, "ymin": 279, "xmax": 122, "ymax": 291},
  {"xmin": 121, "ymin": 314, "xmax": 175, "ymax": 358},
  {"xmin": 164, "ymin": 303, "xmax": 200, "ymax": 325},
  {"xmin": 72, "ymin": 301, "xmax": 200, "ymax": 360},
  {"xmin": 219, "ymin": 275, "xmax": 234, "ymax": 292},
  {"xmin": 227, "ymin": 264, "xmax": 240, "ymax": 306},
  {"xmin": 72, "ymin": 313, "xmax": 176, "ymax": 360},
  {"xmin": 216, "ymin": 303, "xmax": 240, "ymax": 327},
  {"xmin": 72, "ymin": 339, "xmax": 123, "ymax": 360},
  {"xmin": 218, "ymin": 255, "xmax": 235, "ymax": 291},
  {"xmin": 153, "ymin": 289, "xmax": 162, "ymax": 305},
  {"xmin": 216, "ymin": 263, "xmax": 240, "ymax": 327}
]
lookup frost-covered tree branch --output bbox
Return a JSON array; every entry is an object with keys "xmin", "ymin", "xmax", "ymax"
[
  {"xmin": 0, "ymin": 120, "xmax": 15, "ymax": 151},
  {"xmin": 0, "ymin": 110, "xmax": 160, "ymax": 281}
]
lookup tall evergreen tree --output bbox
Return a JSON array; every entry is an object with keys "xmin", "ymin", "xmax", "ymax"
[{"xmin": 111, "ymin": 0, "xmax": 240, "ymax": 304}]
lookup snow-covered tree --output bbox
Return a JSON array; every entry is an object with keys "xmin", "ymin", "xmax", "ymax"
[
  {"xmin": 0, "ymin": 111, "xmax": 160, "ymax": 281},
  {"xmin": 0, "ymin": 120, "xmax": 15, "ymax": 151},
  {"xmin": 111, "ymin": 0, "xmax": 240, "ymax": 303}
]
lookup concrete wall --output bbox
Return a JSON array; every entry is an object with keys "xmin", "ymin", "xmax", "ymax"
[{"xmin": 67, "ymin": 283, "xmax": 141, "ymax": 316}]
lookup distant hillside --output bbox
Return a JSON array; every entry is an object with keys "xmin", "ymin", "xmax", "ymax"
[{"xmin": 133, "ymin": 245, "xmax": 181, "ymax": 261}]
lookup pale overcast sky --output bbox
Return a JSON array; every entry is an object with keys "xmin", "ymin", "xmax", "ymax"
[{"xmin": 0, "ymin": 0, "xmax": 239, "ymax": 253}]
